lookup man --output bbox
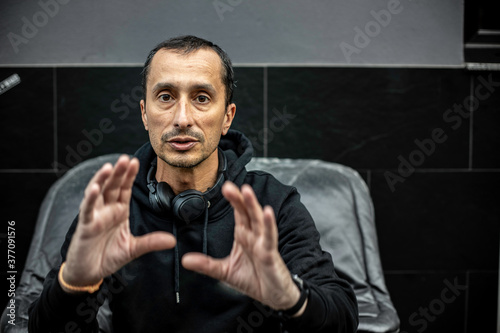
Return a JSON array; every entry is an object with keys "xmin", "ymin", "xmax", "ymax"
[{"xmin": 28, "ymin": 35, "xmax": 358, "ymax": 332}]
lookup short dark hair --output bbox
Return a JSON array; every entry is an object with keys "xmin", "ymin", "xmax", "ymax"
[{"xmin": 141, "ymin": 35, "xmax": 235, "ymax": 106}]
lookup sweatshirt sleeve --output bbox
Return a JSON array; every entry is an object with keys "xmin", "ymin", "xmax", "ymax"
[
  {"xmin": 28, "ymin": 216, "xmax": 102, "ymax": 333},
  {"xmin": 276, "ymin": 187, "xmax": 359, "ymax": 333}
]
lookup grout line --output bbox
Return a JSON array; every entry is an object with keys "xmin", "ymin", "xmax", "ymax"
[
  {"xmin": 0, "ymin": 169, "xmax": 57, "ymax": 173},
  {"xmin": 498, "ymin": 244, "xmax": 500, "ymax": 333},
  {"xmin": 0, "ymin": 63, "xmax": 467, "ymax": 69},
  {"xmin": 383, "ymin": 269, "xmax": 469, "ymax": 274},
  {"xmin": 464, "ymin": 270, "xmax": 470, "ymax": 333},
  {"xmin": 469, "ymin": 76, "xmax": 474, "ymax": 170},
  {"xmin": 235, "ymin": 63, "xmax": 466, "ymax": 68},
  {"xmin": 263, "ymin": 67, "xmax": 268, "ymax": 158},
  {"xmin": 0, "ymin": 63, "xmax": 144, "ymax": 68},
  {"xmin": 356, "ymin": 168, "xmax": 500, "ymax": 173},
  {"xmin": 53, "ymin": 68, "xmax": 58, "ymax": 169}
]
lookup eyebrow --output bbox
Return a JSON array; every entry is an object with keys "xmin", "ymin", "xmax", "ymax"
[
  {"xmin": 152, "ymin": 82, "xmax": 175, "ymax": 95},
  {"xmin": 151, "ymin": 82, "xmax": 217, "ymax": 96}
]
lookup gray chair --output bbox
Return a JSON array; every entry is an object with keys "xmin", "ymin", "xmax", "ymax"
[{"xmin": 1, "ymin": 154, "xmax": 399, "ymax": 333}]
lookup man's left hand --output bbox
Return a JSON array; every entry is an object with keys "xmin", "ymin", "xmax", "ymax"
[{"xmin": 182, "ymin": 181, "xmax": 307, "ymax": 316}]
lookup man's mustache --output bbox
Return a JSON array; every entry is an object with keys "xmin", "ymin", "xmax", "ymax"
[{"xmin": 161, "ymin": 129, "xmax": 205, "ymax": 142}]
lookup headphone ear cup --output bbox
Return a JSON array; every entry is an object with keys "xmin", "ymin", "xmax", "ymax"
[
  {"xmin": 172, "ymin": 190, "xmax": 207, "ymax": 223},
  {"xmin": 156, "ymin": 182, "xmax": 175, "ymax": 212}
]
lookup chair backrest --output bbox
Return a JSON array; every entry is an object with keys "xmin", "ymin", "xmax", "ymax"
[
  {"xmin": 247, "ymin": 158, "xmax": 399, "ymax": 332},
  {"xmin": 1, "ymin": 154, "xmax": 399, "ymax": 333}
]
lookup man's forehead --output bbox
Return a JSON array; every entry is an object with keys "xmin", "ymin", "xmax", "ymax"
[{"xmin": 148, "ymin": 48, "xmax": 223, "ymax": 85}]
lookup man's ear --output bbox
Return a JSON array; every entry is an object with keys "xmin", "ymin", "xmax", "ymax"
[
  {"xmin": 140, "ymin": 99, "xmax": 148, "ymax": 131},
  {"xmin": 222, "ymin": 103, "xmax": 236, "ymax": 135}
]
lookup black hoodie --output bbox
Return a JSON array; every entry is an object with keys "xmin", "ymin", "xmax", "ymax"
[{"xmin": 29, "ymin": 130, "xmax": 358, "ymax": 333}]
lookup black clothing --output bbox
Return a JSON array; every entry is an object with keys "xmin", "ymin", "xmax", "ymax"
[{"xmin": 28, "ymin": 130, "xmax": 358, "ymax": 333}]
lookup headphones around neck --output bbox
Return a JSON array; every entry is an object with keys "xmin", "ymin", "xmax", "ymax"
[{"xmin": 146, "ymin": 150, "xmax": 227, "ymax": 223}]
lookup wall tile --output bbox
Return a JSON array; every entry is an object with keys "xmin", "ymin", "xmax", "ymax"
[
  {"xmin": 472, "ymin": 72, "xmax": 500, "ymax": 168},
  {"xmin": 384, "ymin": 272, "xmax": 467, "ymax": 333},
  {"xmin": 231, "ymin": 67, "xmax": 264, "ymax": 156},
  {"xmin": 267, "ymin": 68, "xmax": 471, "ymax": 169},
  {"xmin": 0, "ymin": 68, "xmax": 54, "ymax": 169},
  {"xmin": 371, "ymin": 171, "xmax": 500, "ymax": 271},
  {"xmin": 465, "ymin": 270, "xmax": 498, "ymax": 332},
  {"xmin": 56, "ymin": 67, "xmax": 148, "ymax": 171}
]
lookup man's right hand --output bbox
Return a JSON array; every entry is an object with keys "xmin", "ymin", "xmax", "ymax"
[{"xmin": 60, "ymin": 155, "xmax": 176, "ymax": 293}]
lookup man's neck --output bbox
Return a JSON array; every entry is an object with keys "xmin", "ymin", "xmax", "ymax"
[{"xmin": 155, "ymin": 150, "xmax": 219, "ymax": 195}]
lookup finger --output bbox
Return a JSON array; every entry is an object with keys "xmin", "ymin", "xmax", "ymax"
[
  {"xmin": 80, "ymin": 183, "xmax": 101, "ymax": 225},
  {"xmin": 80, "ymin": 163, "xmax": 113, "ymax": 224},
  {"xmin": 84, "ymin": 162, "xmax": 113, "ymax": 198},
  {"xmin": 263, "ymin": 206, "xmax": 278, "ymax": 251},
  {"xmin": 132, "ymin": 231, "xmax": 177, "ymax": 259},
  {"xmin": 118, "ymin": 157, "xmax": 140, "ymax": 203},
  {"xmin": 222, "ymin": 182, "xmax": 251, "ymax": 230},
  {"xmin": 241, "ymin": 185, "xmax": 265, "ymax": 235},
  {"xmin": 182, "ymin": 253, "xmax": 226, "ymax": 281},
  {"xmin": 102, "ymin": 155, "xmax": 131, "ymax": 203}
]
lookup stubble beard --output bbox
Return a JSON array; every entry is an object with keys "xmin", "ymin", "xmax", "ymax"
[
  {"xmin": 159, "ymin": 145, "xmax": 217, "ymax": 169},
  {"xmin": 155, "ymin": 128, "xmax": 217, "ymax": 169}
]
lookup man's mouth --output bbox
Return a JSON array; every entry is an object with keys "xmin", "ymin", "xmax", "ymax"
[{"xmin": 167, "ymin": 137, "xmax": 198, "ymax": 151}]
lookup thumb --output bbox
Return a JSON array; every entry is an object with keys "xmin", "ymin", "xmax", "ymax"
[
  {"xmin": 182, "ymin": 253, "xmax": 226, "ymax": 281},
  {"xmin": 132, "ymin": 231, "xmax": 176, "ymax": 259}
]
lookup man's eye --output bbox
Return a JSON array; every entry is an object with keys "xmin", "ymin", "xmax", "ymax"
[
  {"xmin": 159, "ymin": 94, "xmax": 172, "ymax": 102},
  {"xmin": 196, "ymin": 95, "xmax": 209, "ymax": 103}
]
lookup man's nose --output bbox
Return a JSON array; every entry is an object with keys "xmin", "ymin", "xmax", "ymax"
[{"xmin": 173, "ymin": 99, "xmax": 193, "ymax": 129}]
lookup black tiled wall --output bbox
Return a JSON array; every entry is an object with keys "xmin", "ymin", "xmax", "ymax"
[{"xmin": 1, "ymin": 67, "xmax": 498, "ymax": 332}]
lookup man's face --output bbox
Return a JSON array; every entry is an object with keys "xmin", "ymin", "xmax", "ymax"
[{"xmin": 140, "ymin": 48, "xmax": 235, "ymax": 169}]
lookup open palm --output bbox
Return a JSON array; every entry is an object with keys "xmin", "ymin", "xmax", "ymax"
[
  {"xmin": 62, "ymin": 155, "xmax": 176, "ymax": 289},
  {"xmin": 182, "ymin": 182, "xmax": 301, "ymax": 311}
]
